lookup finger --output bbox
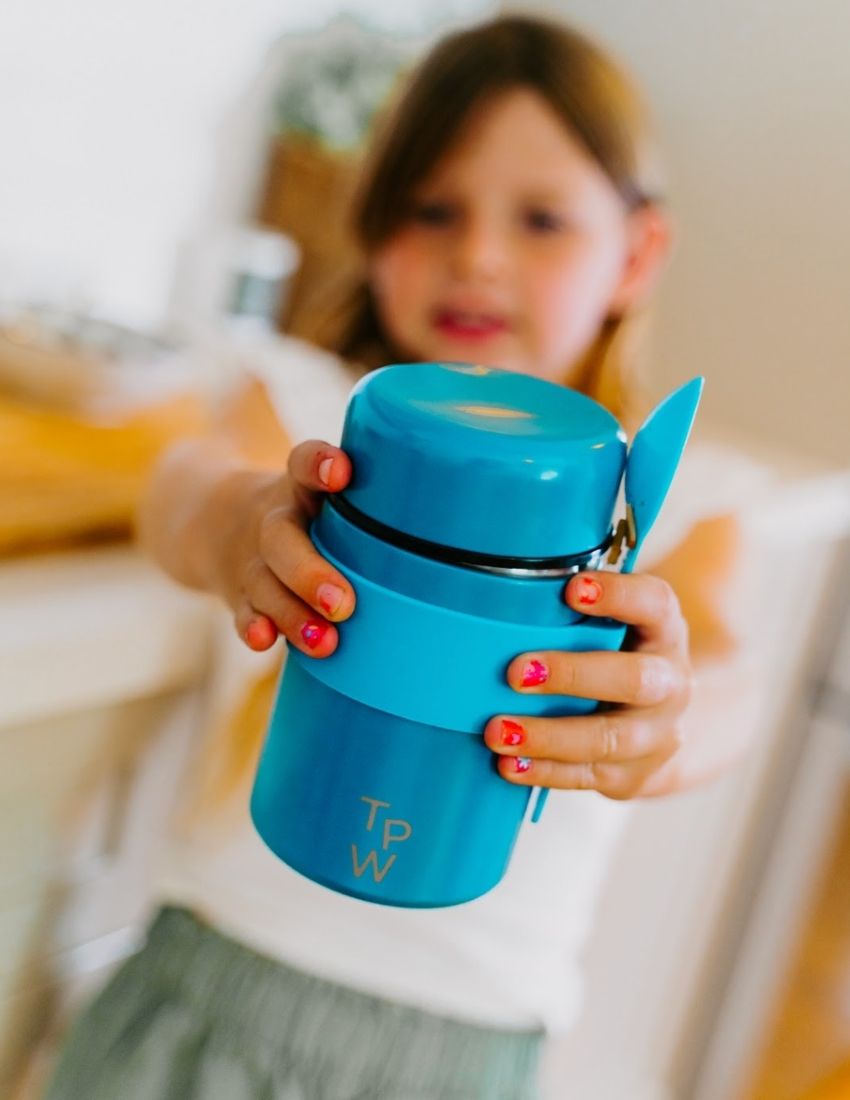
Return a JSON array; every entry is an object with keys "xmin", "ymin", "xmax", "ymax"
[
  {"xmin": 564, "ymin": 571, "xmax": 688, "ymax": 652},
  {"xmin": 492, "ymin": 741, "xmax": 680, "ymax": 800},
  {"xmin": 287, "ymin": 440, "xmax": 353, "ymax": 508},
  {"xmin": 234, "ymin": 561, "xmax": 339, "ymax": 658},
  {"xmin": 234, "ymin": 609, "xmax": 279, "ymax": 652},
  {"xmin": 259, "ymin": 512, "xmax": 356, "ymax": 624},
  {"xmin": 506, "ymin": 649, "xmax": 687, "ymax": 707},
  {"xmin": 483, "ymin": 707, "xmax": 682, "ymax": 765}
]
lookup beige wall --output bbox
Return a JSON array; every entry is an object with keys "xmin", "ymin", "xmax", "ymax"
[{"xmin": 505, "ymin": 1, "xmax": 850, "ymax": 462}]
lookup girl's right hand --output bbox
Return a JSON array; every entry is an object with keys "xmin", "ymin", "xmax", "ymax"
[{"xmin": 204, "ymin": 440, "xmax": 356, "ymax": 657}]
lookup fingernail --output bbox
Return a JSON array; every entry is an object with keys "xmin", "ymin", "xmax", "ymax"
[
  {"xmin": 246, "ymin": 617, "xmax": 276, "ymax": 649},
  {"xmin": 301, "ymin": 619, "xmax": 330, "ymax": 649},
  {"xmin": 500, "ymin": 719, "xmax": 526, "ymax": 746},
  {"xmin": 513, "ymin": 756, "xmax": 533, "ymax": 774},
  {"xmin": 317, "ymin": 583, "xmax": 345, "ymax": 617},
  {"xmin": 318, "ymin": 457, "xmax": 333, "ymax": 487},
  {"xmin": 520, "ymin": 659, "xmax": 549, "ymax": 687},
  {"xmin": 575, "ymin": 575, "xmax": 603, "ymax": 605}
]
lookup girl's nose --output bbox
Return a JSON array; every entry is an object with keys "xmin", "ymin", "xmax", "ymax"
[{"xmin": 450, "ymin": 218, "xmax": 509, "ymax": 281}]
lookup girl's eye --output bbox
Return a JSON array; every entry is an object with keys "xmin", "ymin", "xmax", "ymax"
[
  {"xmin": 409, "ymin": 200, "xmax": 455, "ymax": 226},
  {"xmin": 524, "ymin": 208, "xmax": 566, "ymax": 233}
]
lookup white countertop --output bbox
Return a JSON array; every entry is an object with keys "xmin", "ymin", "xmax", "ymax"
[{"xmin": 0, "ymin": 544, "xmax": 214, "ymax": 730}]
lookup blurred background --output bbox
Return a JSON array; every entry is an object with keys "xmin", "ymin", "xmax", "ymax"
[{"xmin": 1, "ymin": 2, "xmax": 849, "ymax": 1098}]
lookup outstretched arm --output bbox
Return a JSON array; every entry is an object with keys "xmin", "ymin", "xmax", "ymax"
[{"xmin": 136, "ymin": 375, "xmax": 357, "ymax": 657}]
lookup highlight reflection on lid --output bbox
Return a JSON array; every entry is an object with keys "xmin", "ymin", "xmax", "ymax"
[
  {"xmin": 444, "ymin": 363, "xmax": 491, "ymax": 375},
  {"xmin": 454, "ymin": 404, "xmax": 535, "ymax": 419}
]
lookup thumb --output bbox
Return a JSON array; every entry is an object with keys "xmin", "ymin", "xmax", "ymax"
[{"xmin": 287, "ymin": 440, "xmax": 353, "ymax": 514}]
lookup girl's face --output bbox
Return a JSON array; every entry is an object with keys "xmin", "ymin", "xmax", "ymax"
[{"xmin": 369, "ymin": 88, "xmax": 648, "ymax": 384}]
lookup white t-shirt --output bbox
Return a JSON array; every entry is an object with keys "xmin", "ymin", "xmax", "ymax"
[{"xmin": 154, "ymin": 338, "xmax": 770, "ymax": 1034}]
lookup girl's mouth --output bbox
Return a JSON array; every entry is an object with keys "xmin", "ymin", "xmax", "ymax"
[{"xmin": 433, "ymin": 308, "xmax": 509, "ymax": 341}]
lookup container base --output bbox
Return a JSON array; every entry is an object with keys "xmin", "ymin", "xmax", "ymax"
[
  {"xmin": 250, "ymin": 657, "xmax": 531, "ymax": 908},
  {"xmin": 250, "ymin": 819, "xmax": 498, "ymax": 908}
]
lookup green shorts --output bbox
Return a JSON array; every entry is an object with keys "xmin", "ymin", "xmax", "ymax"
[{"xmin": 43, "ymin": 906, "xmax": 544, "ymax": 1099}]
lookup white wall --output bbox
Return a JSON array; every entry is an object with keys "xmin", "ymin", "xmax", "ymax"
[
  {"xmin": 7, "ymin": 1, "xmax": 844, "ymax": 461},
  {"xmin": 0, "ymin": 0, "xmax": 492, "ymax": 330},
  {"xmin": 506, "ymin": 1, "xmax": 850, "ymax": 463}
]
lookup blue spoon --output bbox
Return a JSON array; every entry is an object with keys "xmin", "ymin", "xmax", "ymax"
[
  {"xmin": 621, "ymin": 376, "xmax": 704, "ymax": 574},
  {"xmin": 529, "ymin": 376, "xmax": 704, "ymax": 824}
]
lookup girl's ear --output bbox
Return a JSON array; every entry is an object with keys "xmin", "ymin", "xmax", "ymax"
[{"xmin": 609, "ymin": 203, "xmax": 673, "ymax": 316}]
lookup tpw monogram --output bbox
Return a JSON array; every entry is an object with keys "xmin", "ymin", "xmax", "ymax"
[{"xmin": 351, "ymin": 797, "xmax": 413, "ymax": 882}]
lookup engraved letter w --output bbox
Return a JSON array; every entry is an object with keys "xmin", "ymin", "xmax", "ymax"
[{"xmin": 351, "ymin": 845, "xmax": 397, "ymax": 882}]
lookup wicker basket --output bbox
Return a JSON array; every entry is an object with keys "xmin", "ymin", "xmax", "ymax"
[{"xmin": 256, "ymin": 135, "xmax": 360, "ymax": 336}]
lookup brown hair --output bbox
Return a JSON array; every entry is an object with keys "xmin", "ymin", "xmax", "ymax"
[
  {"xmin": 188, "ymin": 14, "xmax": 667, "ymax": 824},
  {"xmin": 300, "ymin": 12, "xmax": 666, "ymax": 425}
]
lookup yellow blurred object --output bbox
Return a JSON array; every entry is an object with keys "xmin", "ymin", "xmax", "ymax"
[
  {"xmin": 797, "ymin": 1059, "xmax": 850, "ymax": 1099},
  {"xmin": 0, "ymin": 392, "xmax": 209, "ymax": 555},
  {"xmin": 0, "ymin": 321, "xmax": 102, "ymax": 409}
]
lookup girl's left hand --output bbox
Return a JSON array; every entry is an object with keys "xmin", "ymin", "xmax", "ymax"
[{"xmin": 484, "ymin": 571, "xmax": 694, "ymax": 800}]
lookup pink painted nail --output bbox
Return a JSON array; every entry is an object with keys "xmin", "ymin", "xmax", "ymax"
[
  {"xmin": 520, "ymin": 659, "xmax": 549, "ymax": 687},
  {"xmin": 513, "ymin": 756, "xmax": 533, "ymax": 774},
  {"xmin": 301, "ymin": 620, "xmax": 330, "ymax": 649},
  {"xmin": 575, "ymin": 575, "xmax": 602, "ymax": 605},
  {"xmin": 500, "ymin": 719, "xmax": 526, "ymax": 747},
  {"xmin": 317, "ymin": 582, "xmax": 345, "ymax": 617}
]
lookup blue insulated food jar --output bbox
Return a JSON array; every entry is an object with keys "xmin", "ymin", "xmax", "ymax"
[{"xmin": 250, "ymin": 362, "xmax": 702, "ymax": 907}]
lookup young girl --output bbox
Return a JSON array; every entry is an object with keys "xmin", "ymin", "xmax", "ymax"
[{"xmin": 44, "ymin": 14, "xmax": 746, "ymax": 1099}]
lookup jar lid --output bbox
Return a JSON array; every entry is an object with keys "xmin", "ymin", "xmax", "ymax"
[{"xmin": 338, "ymin": 362, "xmax": 627, "ymax": 559}]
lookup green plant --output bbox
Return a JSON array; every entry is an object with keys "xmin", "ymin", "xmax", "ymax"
[{"xmin": 272, "ymin": 17, "xmax": 410, "ymax": 151}]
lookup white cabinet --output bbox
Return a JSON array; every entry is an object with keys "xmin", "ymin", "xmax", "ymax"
[
  {"xmin": 691, "ymin": 550, "xmax": 850, "ymax": 1099},
  {"xmin": 0, "ymin": 548, "xmax": 213, "ymax": 1097},
  {"xmin": 540, "ymin": 453, "xmax": 850, "ymax": 1100}
]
